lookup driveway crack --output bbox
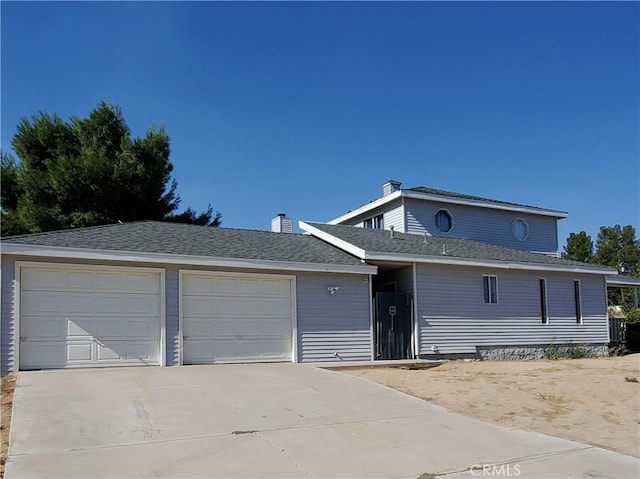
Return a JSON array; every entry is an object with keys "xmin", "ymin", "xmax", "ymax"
[{"xmin": 256, "ymin": 432, "xmax": 313, "ymax": 478}]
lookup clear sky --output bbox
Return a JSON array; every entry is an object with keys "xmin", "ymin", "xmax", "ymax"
[{"xmin": 2, "ymin": 1, "xmax": 638, "ymax": 247}]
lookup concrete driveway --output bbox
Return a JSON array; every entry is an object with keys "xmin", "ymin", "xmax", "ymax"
[{"xmin": 5, "ymin": 363, "xmax": 639, "ymax": 478}]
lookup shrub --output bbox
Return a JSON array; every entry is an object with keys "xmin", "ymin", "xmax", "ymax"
[
  {"xmin": 568, "ymin": 346, "xmax": 589, "ymax": 359},
  {"xmin": 545, "ymin": 345, "xmax": 561, "ymax": 360},
  {"xmin": 625, "ymin": 308, "xmax": 640, "ymax": 324}
]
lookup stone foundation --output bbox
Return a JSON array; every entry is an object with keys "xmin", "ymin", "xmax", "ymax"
[{"xmin": 476, "ymin": 344, "xmax": 609, "ymax": 361}]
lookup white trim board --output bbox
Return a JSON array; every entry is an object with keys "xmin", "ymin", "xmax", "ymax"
[
  {"xmin": 2, "ymin": 243, "xmax": 376, "ymax": 275},
  {"xmin": 298, "ymin": 221, "xmax": 367, "ymax": 259}
]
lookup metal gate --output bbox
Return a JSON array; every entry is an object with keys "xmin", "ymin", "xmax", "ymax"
[{"xmin": 374, "ymin": 292, "xmax": 413, "ymax": 360}]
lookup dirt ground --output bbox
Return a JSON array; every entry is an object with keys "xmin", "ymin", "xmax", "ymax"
[
  {"xmin": 1, "ymin": 374, "xmax": 16, "ymax": 479},
  {"xmin": 343, "ymin": 354, "xmax": 640, "ymax": 458}
]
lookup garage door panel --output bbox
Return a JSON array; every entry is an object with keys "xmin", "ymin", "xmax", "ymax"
[
  {"xmin": 183, "ymin": 297, "xmax": 213, "ymax": 317},
  {"xmin": 123, "ymin": 273, "xmax": 160, "ymax": 293},
  {"xmin": 262, "ymin": 319, "xmax": 292, "ymax": 337},
  {"xmin": 65, "ymin": 271, "xmax": 95, "ymax": 290},
  {"xmin": 182, "ymin": 276, "xmax": 214, "ymax": 295},
  {"xmin": 262, "ymin": 298, "xmax": 291, "ymax": 316},
  {"xmin": 182, "ymin": 273, "xmax": 293, "ymax": 364},
  {"xmin": 183, "ymin": 319, "xmax": 214, "ymax": 337},
  {"xmin": 20, "ymin": 265, "xmax": 162, "ymax": 369},
  {"xmin": 67, "ymin": 319, "xmax": 94, "ymax": 338},
  {"xmin": 68, "ymin": 343, "xmax": 93, "ymax": 361},
  {"xmin": 261, "ymin": 279, "xmax": 290, "ymax": 296},
  {"xmin": 96, "ymin": 341, "xmax": 156, "ymax": 362},
  {"xmin": 21, "ymin": 291, "xmax": 89, "ymax": 315},
  {"xmin": 122, "ymin": 319, "xmax": 159, "ymax": 339},
  {"xmin": 21, "ymin": 341, "xmax": 71, "ymax": 368},
  {"xmin": 22, "ymin": 316, "xmax": 67, "ymax": 340}
]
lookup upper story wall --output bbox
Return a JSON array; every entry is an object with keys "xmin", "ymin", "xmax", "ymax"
[
  {"xmin": 333, "ymin": 195, "xmax": 560, "ymax": 255},
  {"xmin": 347, "ymin": 198, "xmax": 406, "ymax": 233},
  {"xmin": 404, "ymin": 198, "xmax": 559, "ymax": 254}
]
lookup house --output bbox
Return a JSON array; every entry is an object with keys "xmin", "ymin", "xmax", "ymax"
[{"xmin": 0, "ymin": 182, "xmax": 619, "ymax": 373}]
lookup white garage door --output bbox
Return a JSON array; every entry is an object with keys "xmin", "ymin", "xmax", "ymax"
[
  {"xmin": 182, "ymin": 272, "xmax": 293, "ymax": 364},
  {"xmin": 19, "ymin": 264, "xmax": 162, "ymax": 370}
]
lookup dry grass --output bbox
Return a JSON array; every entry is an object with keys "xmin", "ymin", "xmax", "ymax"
[
  {"xmin": 344, "ymin": 354, "xmax": 640, "ymax": 457},
  {"xmin": 1, "ymin": 374, "xmax": 16, "ymax": 479}
]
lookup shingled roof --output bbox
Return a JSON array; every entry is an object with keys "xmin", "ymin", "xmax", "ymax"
[
  {"xmin": 407, "ymin": 186, "xmax": 567, "ymax": 216},
  {"xmin": 301, "ymin": 222, "xmax": 614, "ymax": 273},
  {"xmin": 1, "ymin": 221, "xmax": 365, "ymax": 267}
]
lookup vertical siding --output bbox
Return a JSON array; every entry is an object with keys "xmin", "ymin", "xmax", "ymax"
[
  {"xmin": 296, "ymin": 272, "xmax": 372, "ymax": 362},
  {"xmin": 416, "ymin": 264, "xmax": 608, "ymax": 355},
  {"xmin": 1, "ymin": 257, "xmax": 17, "ymax": 374},
  {"xmin": 405, "ymin": 198, "xmax": 559, "ymax": 254},
  {"xmin": 165, "ymin": 267, "xmax": 180, "ymax": 366}
]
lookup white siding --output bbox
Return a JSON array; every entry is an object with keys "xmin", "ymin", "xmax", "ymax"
[
  {"xmin": 1, "ymin": 256, "xmax": 17, "ymax": 374},
  {"xmin": 165, "ymin": 267, "xmax": 180, "ymax": 366},
  {"xmin": 405, "ymin": 198, "xmax": 559, "ymax": 254},
  {"xmin": 297, "ymin": 273, "xmax": 372, "ymax": 362},
  {"xmin": 383, "ymin": 204, "xmax": 405, "ymax": 232},
  {"xmin": 416, "ymin": 264, "xmax": 608, "ymax": 355}
]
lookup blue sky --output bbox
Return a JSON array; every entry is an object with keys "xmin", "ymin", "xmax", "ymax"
[{"xmin": 2, "ymin": 1, "xmax": 638, "ymax": 247}]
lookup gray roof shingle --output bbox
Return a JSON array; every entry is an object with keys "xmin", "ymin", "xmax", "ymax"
[
  {"xmin": 2, "ymin": 221, "xmax": 364, "ymax": 266},
  {"xmin": 305, "ymin": 222, "xmax": 611, "ymax": 270},
  {"xmin": 407, "ymin": 186, "xmax": 567, "ymax": 215}
]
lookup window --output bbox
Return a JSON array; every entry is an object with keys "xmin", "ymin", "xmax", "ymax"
[
  {"xmin": 363, "ymin": 214, "xmax": 384, "ymax": 229},
  {"xmin": 574, "ymin": 280, "xmax": 582, "ymax": 324},
  {"xmin": 483, "ymin": 275, "xmax": 498, "ymax": 304},
  {"xmin": 435, "ymin": 209, "xmax": 453, "ymax": 233},
  {"xmin": 539, "ymin": 278, "xmax": 549, "ymax": 324},
  {"xmin": 512, "ymin": 218, "xmax": 529, "ymax": 241}
]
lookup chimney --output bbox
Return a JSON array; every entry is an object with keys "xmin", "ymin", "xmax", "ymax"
[
  {"xmin": 383, "ymin": 180, "xmax": 402, "ymax": 196},
  {"xmin": 271, "ymin": 213, "xmax": 293, "ymax": 233}
]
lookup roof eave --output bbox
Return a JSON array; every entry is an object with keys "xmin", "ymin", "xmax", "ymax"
[
  {"xmin": 1, "ymin": 242, "xmax": 377, "ymax": 275},
  {"xmin": 606, "ymin": 275, "xmax": 640, "ymax": 287},
  {"xmin": 365, "ymin": 251, "xmax": 614, "ymax": 274},
  {"xmin": 327, "ymin": 190, "xmax": 402, "ymax": 224},
  {"xmin": 402, "ymin": 190, "xmax": 569, "ymax": 218}
]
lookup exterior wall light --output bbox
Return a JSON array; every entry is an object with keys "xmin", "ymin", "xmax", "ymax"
[{"xmin": 327, "ymin": 286, "xmax": 340, "ymax": 295}]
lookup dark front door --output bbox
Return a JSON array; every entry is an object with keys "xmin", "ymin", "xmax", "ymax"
[{"xmin": 374, "ymin": 292, "xmax": 412, "ymax": 360}]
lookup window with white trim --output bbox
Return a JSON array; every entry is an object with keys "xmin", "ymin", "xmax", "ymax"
[
  {"xmin": 482, "ymin": 275, "xmax": 498, "ymax": 304},
  {"xmin": 539, "ymin": 278, "xmax": 549, "ymax": 324},
  {"xmin": 512, "ymin": 218, "xmax": 529, "ymax": 241},
  {"xmin": 435, "ymin": 209, "xmax": 453, "ymax": 233},
  {"xmin": 363, "ymin": 214, "xmax": 384, "ymax": 229},
  {"xmin": 574, "ymin": 280, "xmax": 582, "ymax": 324}
]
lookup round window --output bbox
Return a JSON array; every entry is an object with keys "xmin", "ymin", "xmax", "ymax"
[
  {"xmin": 435, "ymin": 209, "xmax": 453, "ymax": 233},
  {"xmin": 512, "ymin": 218, "xmax": 529, "ymax": 241}
]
